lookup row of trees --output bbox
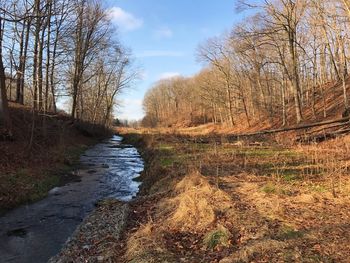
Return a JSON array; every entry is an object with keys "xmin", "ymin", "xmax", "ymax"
[
  {"xmin": 143, "ymin": 0, "xmax": 350, "ymax": 128},
  {"xmin": 0, "ymin": 0, "xmax": 135, "ymax": 135}
]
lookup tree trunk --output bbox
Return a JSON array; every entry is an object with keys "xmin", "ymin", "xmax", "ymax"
[
  {"xmin": 340, "ymin": 36, "xmax": 349, "ymax": 109},
  {"xmin": 282, "ymin": 76, "xmax": 287, "ymax": 126},
  {"xmin": 16, "ymin": 21, "xmax": 25, "ymax": 104},
  {"xmin": 33, "ymin": 0, "xmax": 41, "ymax": 110},
  {"xmin": 20, "ymin": 19, "xmax": 31, "ymax": 105},
  {"xmin": 50, "ymin": 26, "xmax": 59, "ymax": 113},
  {"xmin": 71, "ymin": 3, "xmax": 84, "ymax": 119},
  {"xmin": 38, "ymin": 28, "xmax": 45, "ymax": 111},
  {"xmin": 0, "ymin": 18, "xmax": 12, "ymax": 134},
  {"xmin": 288, "ymin": 29, "xmax": 303, "ymax": 123},
  {"xmin": 226, "ymin": 83, "xmax": 235, "ymax": 126},
  {"xmin": 45, "ymin": 0, "xmax": 52, "ymax": 112}
]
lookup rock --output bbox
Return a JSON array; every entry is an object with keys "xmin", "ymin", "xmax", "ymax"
[{"xmin": 48, "ymin": 187, "xmax": 61, "ymax": 195}]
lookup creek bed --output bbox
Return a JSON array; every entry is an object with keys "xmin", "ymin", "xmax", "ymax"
[{"xmin": 0, "ymin": 135, "xmax": 143, "ymax": 263}]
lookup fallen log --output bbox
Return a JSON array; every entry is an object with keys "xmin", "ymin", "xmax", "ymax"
[
  {"xmin": 305, "ymin": 122, "xmax": 350, "ymax": 135},
  {"xmin": 179, "ymin": 117, "xmax": 350, "ymax": 145},
  {"xmin": 298, "ymin": 127, "xmax": 350, "ymax": 143},
  {"xmin": 228, "ymin": 117, "xmax": 350, "ymax": 138}
]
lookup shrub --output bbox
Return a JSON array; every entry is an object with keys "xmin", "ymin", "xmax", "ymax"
[{"xmin": 203, "ymin": 225, "xmax": 231, "ymax": 250}]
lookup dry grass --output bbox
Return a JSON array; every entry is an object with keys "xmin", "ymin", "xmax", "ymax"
[
  {"xmin": 220, "ymin": 239, "xmax": 287, "ymax": 263},
  {"xmin": 117, "ymin": 131, "xmax": 350, "ymax": 262},
  {"xmin": 126, "ymin": 223, "xmax": 164, "ymax": 261},
  {"xmin": 294, "ymin": 135, "xmax": 350, "ymax": 198},
  {"xmin": 159, "ymin": 172, "xmax": 231, "ymax": 231},
  {"xmin": 125, "ymin": 171, "xmax": 233, "ymax": 262}
]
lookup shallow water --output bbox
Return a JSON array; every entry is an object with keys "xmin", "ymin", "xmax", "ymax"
[{"xmin": 0, "ymin": 135, "xmax": 143, "ymax": 263}]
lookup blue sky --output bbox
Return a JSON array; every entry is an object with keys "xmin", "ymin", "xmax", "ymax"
[{"xmin": 106, "ymin": 0, "xmax": 245, "ymax": 120}]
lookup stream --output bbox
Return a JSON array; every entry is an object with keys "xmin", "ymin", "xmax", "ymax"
[{"xmin": 0, "ymin": 135, "xmax": 144, "ymax": 263}]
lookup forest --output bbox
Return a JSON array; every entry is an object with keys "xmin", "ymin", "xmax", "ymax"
[
  {"xmin": 143, "ymin": 0, "xmax": 350, "ymax": 129},
  {"xmin": 0, "ymin": 0, "xmax": 136, "ymax": 137}
]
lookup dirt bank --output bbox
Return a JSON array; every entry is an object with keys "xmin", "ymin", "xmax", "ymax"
[{"xmin": 0, "ymin": 103, "xmax": 112, "ymax": 213}]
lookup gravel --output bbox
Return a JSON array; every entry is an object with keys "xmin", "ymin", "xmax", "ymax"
[{"xmin": 49, "ymin": 199, "xmax": 129, "ymax": 263}]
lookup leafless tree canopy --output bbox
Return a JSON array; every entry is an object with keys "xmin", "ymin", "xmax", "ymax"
[
  {"xmin": 0, "ymin": 0, "xmax": 137, "ymax": 134},
  {"xmin": 142, "ymin": 0, "xmax": 350, "ymax": 128}
]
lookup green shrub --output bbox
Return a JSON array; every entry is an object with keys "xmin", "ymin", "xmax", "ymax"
[
  {"xmin": 261, "ymin": 182, "xmax": 277, "ymax": 194},
  {"xmin": 275, "ymin": 226, "xmax": 304, "ymax": 240},
  {"xmin": 203, "ymin": 225, "xmax": 231, "ymax": 250}
]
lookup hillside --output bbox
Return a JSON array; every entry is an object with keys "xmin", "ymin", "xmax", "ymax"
[
  {"xmin": 141, "ymin": 79, "xmax": 350, "ymax": 145},
  {"xmin": 0, "ymin": 103, "xmax": 111, "ymax": 212}
]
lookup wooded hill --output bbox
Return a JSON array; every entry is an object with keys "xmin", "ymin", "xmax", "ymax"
[
  {"xmin": 142, "ymin": 0, "xmax": 350, "ymax": 135},
  {"xmin": 0, "ymin": 0, "xmax": 137, "ymax": 139}
]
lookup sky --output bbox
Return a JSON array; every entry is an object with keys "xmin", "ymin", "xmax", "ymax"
[{"xmin": 105, "ymin": 0, "xmax": 246, "ymax": 121}]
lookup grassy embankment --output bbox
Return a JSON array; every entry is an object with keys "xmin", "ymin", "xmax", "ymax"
[
  {"xmin": 114, "ymin": 128, "xmax": 350, "ymax": 262},
  {"xmin": 0, "ymin": 103, "xmax": 112, "ymax": 213}
]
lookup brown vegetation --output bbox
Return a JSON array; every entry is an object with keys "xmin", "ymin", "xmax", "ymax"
[
  {"xmin": 0, "ymin": 103, "xmax": 111, "ymax": 212},
  {"xmin": 0, "ymin": 0, "xmax": 137, "ymax": 211},
  {"xmin": 108, "ymin": 130, "xmax": 350, "ymax": 262}
]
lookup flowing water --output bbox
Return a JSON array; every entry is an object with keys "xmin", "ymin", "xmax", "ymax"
[{"xmin": 0, "ymin": 135, "xmax": 143, "ymax": 263}]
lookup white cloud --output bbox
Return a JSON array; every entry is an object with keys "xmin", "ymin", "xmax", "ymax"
[
  {"xmin": 154, "ymin": 27, "xmax": 173, "ymax": 39},
  {"xmin": 116, "ymin": 98, "xmax": 144, "ymax": 120},
  {"xmin": 136, "ymin": 50, "xmax": 185, "ymax": 58},
  {"xmin": 121, "ymin": 98, "xmax": 143, "ymax": 107},
  {"xmin": 159, "ymin": 72, "xmax": 181, "ymax": 80},
  {"xmin": 107, "ymin": 7, "xmax": 143, "ymax": 32}
]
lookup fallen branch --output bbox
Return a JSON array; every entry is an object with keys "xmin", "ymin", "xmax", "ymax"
[
  {"xmin": 180, "ymin": 117, "xmax": 350, "ymax": 144},
  {"xmin": 298, "ymin": 127, "xmax": 350, "ymax": 143},
  {"xmin": 229, "ymin": 117, "xmax": 350, "ymax": 138},
  {"xmin": 305, "ymin": 122, "xmax": 350, "ymax": 135}
]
